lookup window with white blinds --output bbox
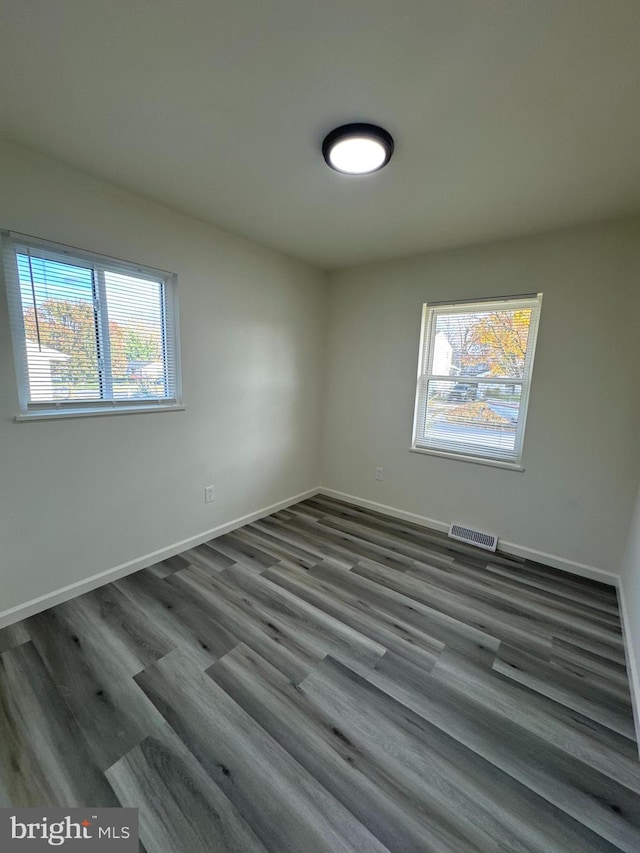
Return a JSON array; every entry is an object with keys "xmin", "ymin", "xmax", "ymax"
[
  {"xmin": 412, "ymin": 294, "xmax": 542, "ymax": 467},
  {"xmin": 2, "ymin": 231, "xmax": 181, "ymax": 418}
]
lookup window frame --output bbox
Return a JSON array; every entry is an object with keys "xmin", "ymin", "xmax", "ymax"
[
  {"xmin": 2, "ymin": 231, "xmax": 183, "ymax": 420},
  {"xmin": 411, "ymin": 293, "xmax": 542, "ymax": 469}
]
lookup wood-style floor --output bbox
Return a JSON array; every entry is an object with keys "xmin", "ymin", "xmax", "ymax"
[{"xmin": 1, "ymin": 495, "xmax": 638, "ymax": 852}]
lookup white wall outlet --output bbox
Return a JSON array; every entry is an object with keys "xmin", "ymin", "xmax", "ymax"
[
  {"xmin": 375, "ymin": 467, "xmax": 384, "ymax": 481},
  {"xmin": 204, "ymin": 485, "xmax": 216, "ymax": 503}
]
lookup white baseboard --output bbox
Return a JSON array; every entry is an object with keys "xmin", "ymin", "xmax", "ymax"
[
  {"xmin": 1, "ymin": 481, "xmax": 619, "ymax": 621},
  {"xmin": 318, "ymin": 488, "xmax": 618, "ymax": 586},
  {"xmin": 319, "ymin": 488, "xmax": 451, "ymax": 534},
  {"xmin": 0, "ymin": 487, "xmax": 321, "ymax": 630},
  {"xmin": 496, "ymin": 540, "xmax": 618, "ymax": 586},
  {"xmin": 5, "ymin": 482, "xmax": 636, "ymax": 746},
  {"xmin": 616, "ymin": 579, "xmax": 640, "ymax": 757}
]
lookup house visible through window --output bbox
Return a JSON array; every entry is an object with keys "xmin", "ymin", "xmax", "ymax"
[
  {"xmin": 2, "ymin": 232, "xmax": 181, "ymax": 418},
  {"xmin": 412, "ymin": 294, "xmax": 542, "ymax": 467}
]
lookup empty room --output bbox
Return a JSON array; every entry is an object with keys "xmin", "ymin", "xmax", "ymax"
[{"xmin": 1, "ymin": 1, "xmax": 640, "ymax": 851}]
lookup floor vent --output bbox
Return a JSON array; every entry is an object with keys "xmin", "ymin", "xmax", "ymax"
[{"xmin": 448, "ymin": 523, "xmax": 498, "ymax": 552}]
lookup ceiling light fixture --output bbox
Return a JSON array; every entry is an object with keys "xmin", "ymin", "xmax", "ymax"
[{"xmin": 322, "ymin": 123, "xmax": 394, "ymax": 175}]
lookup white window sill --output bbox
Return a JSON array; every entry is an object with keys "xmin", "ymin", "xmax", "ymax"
[
  {"xmin": 15, "ymin": 404, "xmax": 185, "ymax": 422},
  {"xmin": 409, "ymin": 446, "xmax": 524, "ymax": 471}
]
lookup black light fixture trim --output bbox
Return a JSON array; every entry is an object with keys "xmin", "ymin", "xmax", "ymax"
[{"xmin": 322, "ymin": 123, "xmax": 394, "ymax": 174}]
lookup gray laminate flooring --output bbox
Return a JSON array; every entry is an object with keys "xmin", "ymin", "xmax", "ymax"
[{"xmin": 1, "ymin": 495, "xmax": 638, "ymax": 852}]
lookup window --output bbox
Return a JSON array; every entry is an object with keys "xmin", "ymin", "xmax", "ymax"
[
  {"xmin": 412, "ymin": 293, "xmax": 542, "ymax": 468},
  {"xmin": 2, "ymin": 231, "xmax": 181, "ymax": 419}
]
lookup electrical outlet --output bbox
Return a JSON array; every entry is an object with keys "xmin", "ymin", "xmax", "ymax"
[
  {"xmin": 204, "ymin": 485, "xmax": 216, "ymax": 503},
  {"xmin": 375, "ymin": 467, "xmax": 383, "ymax": 481}
]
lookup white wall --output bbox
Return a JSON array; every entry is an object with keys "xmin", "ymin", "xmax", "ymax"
[
  {"xmin": 0, "ymin": 139, "xmax": 327, "ymax": 618},
  {"xmin": 322, "ymin": 219, "xmax": 640, "ymax": 577},
  {"xmin": 2, "ymin": 137, "xmax": 639, "ymax": 627},
  {"xmin": 620, "ymin": 482, "xmax": 640, "ymax": 746}
]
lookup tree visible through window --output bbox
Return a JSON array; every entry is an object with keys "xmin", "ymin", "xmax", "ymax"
[
  {"xmin": 412, "ymin": 295, "xmax": 542, "ymax": 465},
  {"xmin": 2, "ymin": 232, "xmax": 181, "ymax": 417}
]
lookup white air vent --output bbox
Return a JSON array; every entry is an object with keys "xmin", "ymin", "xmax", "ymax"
[{"xmin": 448, "ymin": 523, "xmax": 498, "ymax": 552}]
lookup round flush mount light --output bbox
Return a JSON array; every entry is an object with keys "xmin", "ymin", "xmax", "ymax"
[{"xmin": 322, "ymin": 123, "xmax": 394, "ymax": 175}]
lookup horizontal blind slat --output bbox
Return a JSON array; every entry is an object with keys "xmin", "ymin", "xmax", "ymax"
[{"xmin": 2, "ymin": 231, "xmax": 181, "ymax": 415}]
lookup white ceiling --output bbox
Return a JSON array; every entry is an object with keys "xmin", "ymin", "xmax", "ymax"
[{"xmin": 1, "ymin": 0, "xmax": 640, "ymax": 270}]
